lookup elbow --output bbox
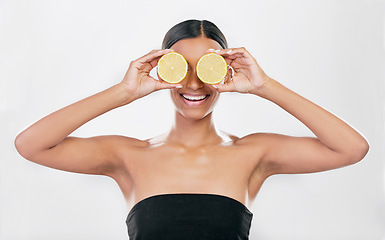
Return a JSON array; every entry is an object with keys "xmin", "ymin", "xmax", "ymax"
[
  {"xmin": 14, "ymin": 132, "xmax": 33, "ymax": 160},
  {"xmin": 358, "ymin": 139, "xmax": 370, "ymax": 161},
  {"xmin": 346, "ymin": 138, "xmax": 370, "ymax": 165},
  {"xmin": 14, "ymin": 133, "xmax": 25, "ymax": 157}
]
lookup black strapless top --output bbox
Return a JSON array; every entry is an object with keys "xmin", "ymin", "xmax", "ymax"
[{"xmin": 126, "ymin": 193, "xmax": 253, "ymax": 240}]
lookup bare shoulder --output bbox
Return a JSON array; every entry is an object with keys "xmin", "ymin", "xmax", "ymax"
[
  {"xmin": 215, "ymin": 130, "xmax": 239, "ymax": 143},
  {"xmin": 92, "ymin": 135, "xmax": 150, "ymax": 160},
  {"xmin": 235, "ymin": 132, "xmax": 278, "ymax": 145},
  {"xmin": 216, "ymin": 131, "xmax": 279, "ymax": 150},
  {"xmin": 94, "ymin": 135, "xmax": 149, "ymax": 148}
]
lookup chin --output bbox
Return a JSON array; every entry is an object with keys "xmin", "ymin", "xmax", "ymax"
[
  {"xmin": 171, "ymin": 91, "xmax": 219, "ymax": 121},
  {"xmin": 176, "ymin": 108, "xmax": 213, "ymax": 120}
]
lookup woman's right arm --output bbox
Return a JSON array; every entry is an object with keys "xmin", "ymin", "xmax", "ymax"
[{"xmin": 14, "ymin": 49, "xmax": 177, "ymax": 176}]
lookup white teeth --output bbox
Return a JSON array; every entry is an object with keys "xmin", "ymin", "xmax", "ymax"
[{"xmin": 182, "ymin": 94, "xmax": 207, "ymax": 101}]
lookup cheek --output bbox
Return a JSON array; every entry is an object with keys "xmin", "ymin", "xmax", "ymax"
[
  {"xmin": 211, "ymin": 92, "xmax": 220, "ymax": 107},
  {"xmin": 170, "ymin": 89, "xmax": 182, "ymax": 110}
]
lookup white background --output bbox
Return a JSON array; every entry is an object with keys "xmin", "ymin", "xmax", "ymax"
[{"xmin": 1, "ymin": 0, "xmax": 384, "ymax": 239}]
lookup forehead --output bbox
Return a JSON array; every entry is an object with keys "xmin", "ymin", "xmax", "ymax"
[{"xmin": 170, "ymin": 37, "xmax": 222, "ymax": 63}]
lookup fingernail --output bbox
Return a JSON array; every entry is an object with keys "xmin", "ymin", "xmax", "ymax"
[
  {"xmin": 215, "ymin": 50, "xmax": 220, "ymax": 53},
  {"xmin": 212, "ymin": 85, "xmax": 218, "ymax": 89},
  {"xmin": 226, "ymin": 50, "xmax": 232, "ymax": 54},
  {"xmin": 175, "ymin": 85, "xmax": 183, "ymax": 88},
  {"xmin": 208, "ymin": 48, "xmax": 215, "ymax": 51}
]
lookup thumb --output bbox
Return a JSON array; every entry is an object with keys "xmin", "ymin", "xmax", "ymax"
[
  {"xmin": 155, "ymin": 81, "xmax": 183, "ymax": 90},
  {"xmin": 213, "ymin": 82, "xmax": 235, "ymax": 93}
]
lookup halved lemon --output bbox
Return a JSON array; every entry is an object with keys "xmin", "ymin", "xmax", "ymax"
[
  {"xmin": 157, "ymin": 52, "xmax": 188, "ymax": 83},
  {"xmin": 197, "ymin": 53, "xmax": 228, "ymax": 84}
]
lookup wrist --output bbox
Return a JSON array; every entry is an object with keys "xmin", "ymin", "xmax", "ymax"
[
  {"xmin": 114, "ymin": 82, "xmax": 137, "ymax": 107},
  {"xmin": 250, "ymin": 76, "xmax": 276, "ymax": 98}
]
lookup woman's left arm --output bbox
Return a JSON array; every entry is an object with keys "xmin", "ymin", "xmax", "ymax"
[{"xmin": 212, "ymin": 47, "xmax": 369, "ymax": 175}]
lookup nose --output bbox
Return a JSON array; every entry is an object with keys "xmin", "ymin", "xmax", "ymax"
[{"xmin": 183, "ymin": 68, "xmax": 204, "ymax": 90}]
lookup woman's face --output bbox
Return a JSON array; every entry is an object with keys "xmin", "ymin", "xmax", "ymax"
[{"xmin": 168, "ymin": 37, "xmax": 223, "ymax": 120}]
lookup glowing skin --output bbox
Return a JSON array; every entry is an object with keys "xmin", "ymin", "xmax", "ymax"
[
  {"xmin": 168, "ymin": 37, "xmax": 223, "ymax": 120},
  {"xmin": 15, "ymin": 36, "xmax": 369, "ymax": 214}
]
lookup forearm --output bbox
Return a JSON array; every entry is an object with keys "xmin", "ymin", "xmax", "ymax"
[
  {"xmin": 255, "ymin": 78, "xmax": 369, "ymax": 158},
  {"xmin": 15, "ymin": 83, "xmax": 132, "ymax": 156}
]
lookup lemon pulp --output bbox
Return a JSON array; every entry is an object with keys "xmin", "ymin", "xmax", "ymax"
[
  {"xmin": 157, "ymin": 52, "xmax": 188, "ymax": 83},
  {"xmin": 196, "ymin": 53, "xmax": 228, "ymax": 84}
]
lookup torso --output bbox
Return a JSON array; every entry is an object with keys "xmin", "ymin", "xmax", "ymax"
[{"xmin": 110, "ymin": 132, "xmax": 268, "ymax": 212}]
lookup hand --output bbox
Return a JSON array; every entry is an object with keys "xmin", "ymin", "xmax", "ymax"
[
  {"xmin": 209, "ymin": 47, "xmax": 271, "ymax": 95},
  {"xmin": 119, "ymin": 49, "xmax": 182, "ymax": 101}
]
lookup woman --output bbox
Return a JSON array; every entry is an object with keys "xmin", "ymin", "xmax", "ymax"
[{"xmin": 14, "ymin": 19, "xmax": 369, "ymax": 239}]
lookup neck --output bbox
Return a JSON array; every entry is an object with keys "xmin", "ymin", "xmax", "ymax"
[{"xmin": 166, "ymin": 111, "xmax": 221, "ymax": 148}]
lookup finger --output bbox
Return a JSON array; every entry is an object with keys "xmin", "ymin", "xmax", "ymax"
[
  {"xmin": 133, "ymin": 49, "xmax": 174, "ymax": 72},
  {"xmin": 206, "ymin": 48, "xmax": 219, "ymax": 53},
  {"xmin": 206, "ymin": 48, "xmax": 247, "ymax": 64},
  {"xmin": 226, "ymin": 66, "xmax": 234, "ymax": 82},
  {"xmin": 223, "ymin": 52, "xmax": 257, "ymax": 69},
  {"xmin": 217, "ymin": 49, "xmax": 250, "ymax": 64},
  {"xmin": 137, "ymin": 49, "xmax": 174, "ymax": 65},
  {"xmin": 215, "ymin": 47, "xmax": 249, "ymax": 57},
  {"xmin": 155, "ymin": 81, "xmax": 183, "ymax": 90},
  {"xmin": 148, "ymin": 58, "xmax": 161, "ymax": 69},
  {"xmin": 205, "ymin": 49, "xmax": 230, "ymax": 66},
  {"xmin": 223, "ymin": 52, "xmax": 246, "ymax": 59},
  {"xmin": 212, "ymin": 82, "xmax": 235, "ymax": 93},
  {"xmin": 206, "ymin": 48, "xmax": 238, "ymax": 55},
  {"xmin": 222, "ymin": 53, "xmax": 248, "ymax": 64}
]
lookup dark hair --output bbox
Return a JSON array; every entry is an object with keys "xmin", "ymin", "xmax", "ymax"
[{"xmin": 162, "ymin": 19, "xmax": 228, "ymax": 50}]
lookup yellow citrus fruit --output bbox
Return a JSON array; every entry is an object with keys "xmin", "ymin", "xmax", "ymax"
[
  {"xmin": 197, "ymin": 53, "xmax": 228, "ymax": 84},
  {"xmin": 157, "ymin": 52, "xmax": 188, "ymax": 83}
]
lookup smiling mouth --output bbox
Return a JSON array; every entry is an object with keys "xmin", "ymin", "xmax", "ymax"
[{"xmin": 180, "ymin": 94, "xmax": 210, "ymax": 101}]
